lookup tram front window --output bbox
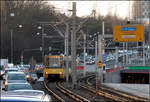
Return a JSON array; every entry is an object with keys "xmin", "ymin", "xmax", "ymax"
[{"xmin": 45, "ymin": 57, "xmax": 63, "ymax": 68}]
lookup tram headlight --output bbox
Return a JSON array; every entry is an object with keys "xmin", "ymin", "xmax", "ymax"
[
  {"xmin": 45, "ymin": 72, "xmax": 48, "ymax": 74},
  {"xmin": 59, "ymin": 72, "xmax": 62, "ymax": 74}
]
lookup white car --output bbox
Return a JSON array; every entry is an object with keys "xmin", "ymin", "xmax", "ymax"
[
  {"xmin": 3, "ymin": 68, "xmax": 18, "ymax": 80},
  {"xmin": 1, "ymin": 90, "xmax": 52, "ymax": 102},
  {"xmin": 3, "ymin": 83, "xmax": 32, "ymax": 91},
  {"xmin": 4, "ymin": 72, "xmax": 27, "ymax": 87}
]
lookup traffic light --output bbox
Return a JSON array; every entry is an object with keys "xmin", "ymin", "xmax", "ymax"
[{"xmin": 103, "ymin": 64, "xmax": 106, "ymax": 70}]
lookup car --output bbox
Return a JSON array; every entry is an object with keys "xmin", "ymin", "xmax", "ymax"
[
  {"xmin": 3, "ymin": 83, "xmax": 32, "ymax": 91},
  {"xmin": 4, "ymin": 68, "xmax": 18, "ymax": 74},
  {"xmin": 4, "ymin": 72, "xmax": 27, "ymax": 87},
  {"xmin": 1, "ymin": 90, "xmax": 52, "ymax": 102},
  {"xmin": 30, "ymin": 73, "xmax": 38, "ymax": 81},
  {"xmin": 86, "ymin": 59, "xmax": 95, "ymax": 65},
  {"xmin": 0, "ymin": 65, "xmax": 4, "ymax": 80},
  {"xmin": 3, "ymin": 68, "xmax": 18, "ymax": 80},
  {"xmin": 25, "ymin": 72, "xmax": 31, "ymax": 81}
]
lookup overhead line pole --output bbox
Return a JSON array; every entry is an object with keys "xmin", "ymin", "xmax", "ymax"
[
  {"xmin": 83, "ymin": 31, "xmax": 86, "ymax": 77},
  {"xmin": 42, "ymin": 24, "xmax": 44, "ymax": 66},
  {"xmin": 71, "ymin": 2, "xmax": 77, "ymax": 88},
  {"xmin": 10, "ymin": 29, "xmax": 13, "ymax": 63},
  {"xmin": 65, "ymin": 23, "xmax": 69, "ymax": 82}
]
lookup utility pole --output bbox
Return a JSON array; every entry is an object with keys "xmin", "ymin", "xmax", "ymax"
[
  {"xmin": 123, "ymin": 42, "xmax": 125, "ymax": 66},
  {"xmin": 97, "ymin": 20, "xmax": 105, "ymax": 83},
  {"xmin": 126, "ymin": 42, "xmax": 128, "ymax": 65},
  {"xmin": 65, "ymin": 23, "xmax": 69, "ymax": 82},
  {"xmin": 102, "ymin": 20, "xmax": 105, "ymax": 55},
  {"xmin": 71, "ymin": 2, "xmax": 77, "ymax": 88},
  {"xmin": 115, "ymin": 46, "xmax": 118, "ymax": 67},
  {"xmin": 42, "ymin": 24, "xmax": 45, "ymax": 65},
  {"xmin": 95, "ymin": 41, "xmax": 98, "ymax": 71},
  {"xmin": 83, "ymin": 31, "xmax": 86, "ymax": 77},
  {"xmin": 98, "ymin": 32, "xmax": 102, "ymax": 83},
  {"xmin": 101, "ymin": 20, "xmax": 105, "ymax": 83},
  {"xmin": 95, "ymin": 40, "xmax": 98, "ymax": 94},
  {"xmin": 10, "ymin": 29, "xmax": 13, "ymax": 63},
  {"xmin": 143, "ymin": 41, "xmax": 145, "ymax": 66}
]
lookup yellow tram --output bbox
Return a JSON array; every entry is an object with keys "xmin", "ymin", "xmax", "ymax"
[{"xmin": 43, "ymin": 55, "xmax": 65, "ymax": 80}]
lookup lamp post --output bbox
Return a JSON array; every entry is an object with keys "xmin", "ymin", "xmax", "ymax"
[
  {"xmin": 37, "ymin": 26, "xmax": 45, "ymax": 65},
  {"xmin": 10, "ymin": 29, "xmax": 13, "ymax": 63},
  {"xmin": 18, "ymin": 24, "xmax": 23, "ymax": 65},
  {"xmin": 92, "ymin": 32, "xmax": 99, "ymax": 95},
  {"xmin": 10, "ymin": 13, "xmax": 15, "ymax": 63}
]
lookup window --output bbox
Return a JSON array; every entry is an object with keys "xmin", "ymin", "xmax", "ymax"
[
  {"xmin": 45, "ymin": 57, "xmax": 63, "ymax": 68},
  {"xmin": 8, "ymin": 74, "xmax": 25, "ymax": 80},
  {"xmin": 7, "ymin": 84, "xmax": 32, "ymax": 91}
]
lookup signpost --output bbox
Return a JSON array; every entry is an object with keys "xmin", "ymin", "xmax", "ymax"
[
  {"xmin": 113, "ymin": 25, "xmax": 144, "ymax": 42},
  {"xmin": 113, "ymin": 24, "xmax": 145, "ymax": 66},
  {"xmin": 98, "ymin": 60, "xmax": 102, "ymax": 68}
]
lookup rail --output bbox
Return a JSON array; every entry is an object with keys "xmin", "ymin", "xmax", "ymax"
[
  {"xmin": 44, "ymin": 81, "xmax": 65, "ymax": 102},
  {"xmin": 78, "ymin": 74, "xmax": 148, "ymax": 102},
  {"xmin": 56, "ymin": 81, "xmax": 90, "ymax": 102}
]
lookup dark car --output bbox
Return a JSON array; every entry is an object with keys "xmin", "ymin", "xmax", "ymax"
[
  {"xmin": 1, "ymin": 90, "xmax": 52, "ymax": 102},
  {"xmin": 30, "ymin": 74, "xmax": 38, "ymax": 81},
  {"xmin": 0, "ymin": 65, "xmax": 4, "ymax": 80}
]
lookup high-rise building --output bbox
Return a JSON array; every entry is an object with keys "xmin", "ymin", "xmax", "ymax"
[
  {"xmin": 132, "ymin": 1, "xmax": 150, "ymax": 24},
  {"xmin": 0, "ymin": 1, "xmax": 7, "ymax": 58},
  {"xmin": 132, "ymin": 1, "xmax": 150, "ymax": 44}
]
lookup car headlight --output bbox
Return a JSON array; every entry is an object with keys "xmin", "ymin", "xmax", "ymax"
[
  {"xmin": 26, "ymin": 75, "xmax": 30, "ymax": 79},
  {"xmin": 5, "ymin": 82, "xmax": 8, "ymax": 86},
  {"xmin": 1, "ymin": 71, "xmax": 4, "ymax": 75}
]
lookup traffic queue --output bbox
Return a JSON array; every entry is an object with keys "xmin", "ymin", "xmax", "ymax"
[{"xmin": 0, "ymin": 65, "xmax": 52, "ymax": 102}]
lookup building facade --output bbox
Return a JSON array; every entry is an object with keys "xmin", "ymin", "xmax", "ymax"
[
  {"xmin": 132, "ymin": 1, "xmax": 150, "ymax": 24},
  {"xmin": 0, "ymin": 1, "xmax": 8, "ymax": 58}
]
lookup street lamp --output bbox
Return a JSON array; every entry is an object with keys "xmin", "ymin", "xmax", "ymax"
[
  {"xmin": 10, "ymin": 13, "xmax": 15, "ymax": 17},
  {"xmin": 37, "ymin": 32, "xmax": 40, "ymax": 35},
  {"xmin": 18, "ymin": 24, "xmax": 23, "ymax": 28},
  {"xmin": 38, "ymin": 26, "xmax": 42, "ymax": 30}
]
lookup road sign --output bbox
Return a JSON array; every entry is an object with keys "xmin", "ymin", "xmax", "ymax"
[
  {"xmin": 113, "ymin": 25, "xmax": 144, "ymax": 42},
  {"xmin": 76, "ymin": 66, "xmax": 84, "ymax": 70},
  {"xmin": 98, "ymin": 61, "xmax": 102, "ymax": 68}
]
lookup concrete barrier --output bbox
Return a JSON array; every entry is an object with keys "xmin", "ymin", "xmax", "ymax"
[{"xmin": 104, "ymin": 67, "xmax": 124, "ymax": 83}]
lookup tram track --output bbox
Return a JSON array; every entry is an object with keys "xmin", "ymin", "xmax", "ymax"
[
  {"xmin": 77, "ymin": 75, "xmax": 128, "ymax": 102},
  {"xmin": 44, "ymin": 80, "xmax": 90, "ymax": 102},
  {"xmin": 79, "ymin": 74, "xmax": 149, "ymax": 102},
  {"xmin": 44, "ymin": 81, "xmax": 65, "ymax": 102}
]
